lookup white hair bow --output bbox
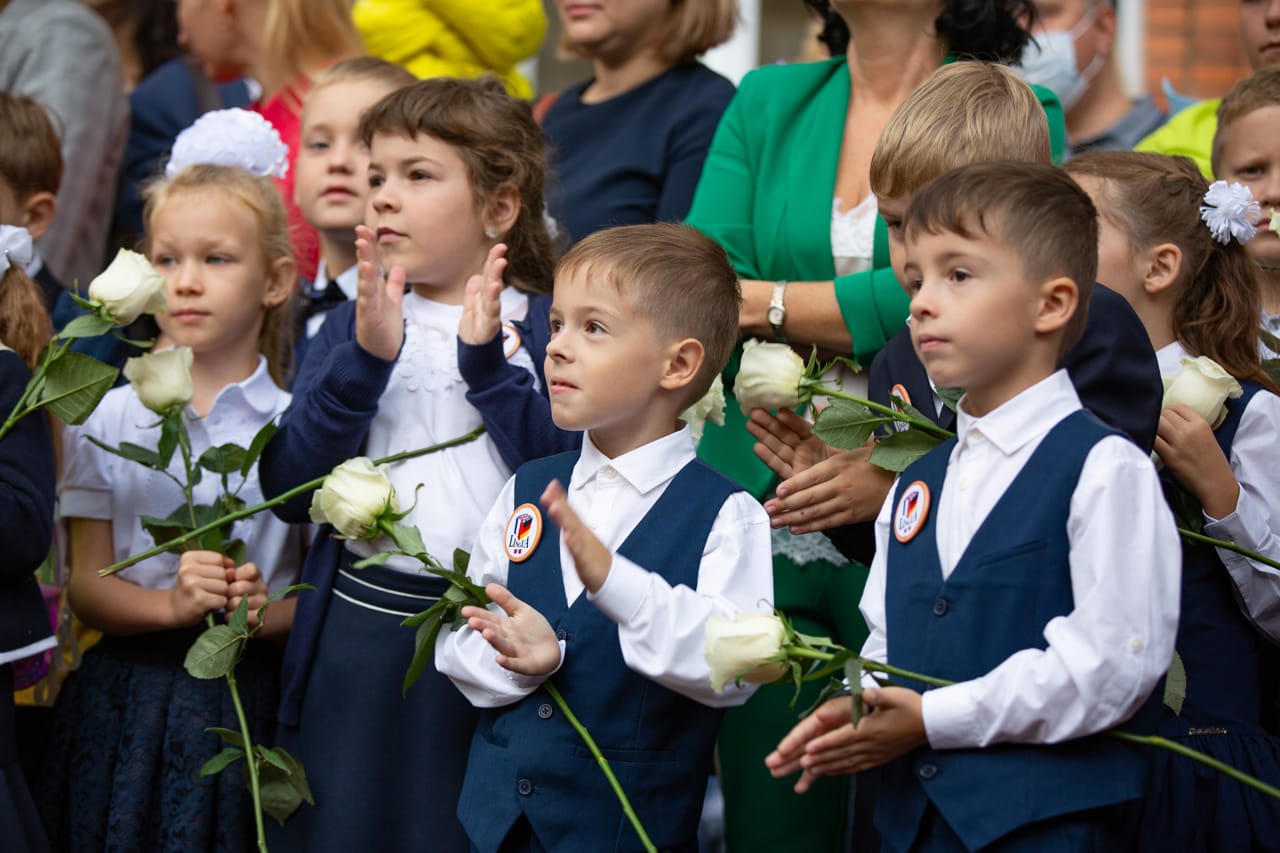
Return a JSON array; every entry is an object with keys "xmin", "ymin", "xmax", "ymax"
[
  {"xmin": 0, "ymin": 225, "xmax": 34, "ymax": 277},
  {"xmin": 166, "ymin": 109, "xmax": 290, "ymax": 179},
  {"xmin": 1200, "ymin": 180, "xmax": 1261, "ymax": 245}
]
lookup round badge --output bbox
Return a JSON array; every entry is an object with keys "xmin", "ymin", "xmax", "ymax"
[
  {"xmin": 504, "ymin": 502, "xmax": 543, "ymax": 562},
  {"xmin": 501, "ymin": 322, "xmax": 522, "ymax": 360},
  {"xmin": 893, "ymin": 481, "xmax": 931, "ymax": 543},
  {"xmin": 889, "ymin": 384, "xmax": 913, "ymax": 433}
]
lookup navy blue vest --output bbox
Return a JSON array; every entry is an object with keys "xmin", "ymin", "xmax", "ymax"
[
  {"xmin": 1165, "ymin": 382, "xmax": 1279, "ymax": 734},
  {"xmin": 877, "ymin": 410, "xmax": 1159, "ymax": 852},
  {"xmin": 458, "ymin": 452, "xmax": 740, "ymax": 852}
]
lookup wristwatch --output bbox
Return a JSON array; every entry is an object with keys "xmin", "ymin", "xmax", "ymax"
[{"xmin": 767, "ymin": 280, "xmax": 788, "ymax": 342}]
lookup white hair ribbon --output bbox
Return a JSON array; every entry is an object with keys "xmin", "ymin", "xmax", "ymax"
[
  {"xmin": 1200, "ymin": 180, "xmax": 1260, "ymax": 245},
  {"xmin": 166, "ymin": 109, "xmax": 290, "ymax": 179},
  {"xmin": 0, "ymin": 225, "xmax": 34, "ymax": 277}
]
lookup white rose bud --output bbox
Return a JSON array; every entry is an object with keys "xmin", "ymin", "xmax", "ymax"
[
  {"xmin": 123, "ymin": 347, "xmax": 194, "ymax": 414},
  {"xmin": 734, "ymin": 338, "xmax": 809, "ymax": 413},
  {"xmin": 679, "ymin": 375, "xmax": 726, "ymax": 442},
  {"xmin": 87, "ymin": 248, "xmax": 167, "ymax": 326},
  {"xmin": 705, "ymin": 613, "xmax": 789, "ymax": 693},
  {"xmin": 309, "ymin": 457, "xmax": 400, "ymax": 540},
  {"xmin": 1162, "ymin": 355, "xmax": 1243, "ymax": 429}
]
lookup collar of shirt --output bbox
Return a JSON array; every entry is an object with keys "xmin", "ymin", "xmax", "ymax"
[
  {"xmin": 199, "ymin": 354, "xmax": 285, "ymax": 419},
  {"xmin": 953, "ymin": 370, "xmax": 1080, "ymax": 458},
  {"xmin": 313, "ymin": 259, "xmax": 359, "ymax": 302},
  {"xmin": 570, "ymin": 426, "xmax": 696, "ymax": 496},
  {"xmin": 1155, "ymin": 340, "xmax": 1192, "ymax": 378}
]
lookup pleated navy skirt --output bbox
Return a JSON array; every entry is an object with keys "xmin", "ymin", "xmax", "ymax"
[
  {"xmin": 37, "ymin": 627, "xmax": 281, "ymax": 852},
  {"xmin": 1, "ymin": 664, "xmax": 49, "ymax": 853},
  {"xmin": 267, "ymin": 560, "xmax": 477, "ymax": 852}
]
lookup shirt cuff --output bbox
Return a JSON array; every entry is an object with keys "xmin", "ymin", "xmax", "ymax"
[
  {"xmin": 1204, "ymin": 497, "xmax": 1270, "ymax": 553},
  {"xmin": 587, "ymin": 554, "xmax": 649, "ymax": 625},
  {"xmin": 58, "ymin": 486, "xmax": 112, "ymax": 520},
  {"xmin": 921, "ymin": 683, "xmax": 983, "ymax": 750}
]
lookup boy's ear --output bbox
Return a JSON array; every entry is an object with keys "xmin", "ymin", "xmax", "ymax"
[
  {"xmin": 262, "ymin": 256, "xmax": 297, "ymax": 309},
  {"xmin": 659, "ymin": 337, "xmax": 705, "ymax": 394},
  {"xmin": 20, "ymin": 191, "xmax": 56, "ymax": 242},
  {"xmin": 1142, "ymin": 242, "xmax": 1181, "ymax": 296},
  {"xmin": 1033, "ymin": 276, "xmax": 1079, "ymax": 336},
  {"xmin": 484, "ymin": 183, "xmax": 521, "ymax": 239}
]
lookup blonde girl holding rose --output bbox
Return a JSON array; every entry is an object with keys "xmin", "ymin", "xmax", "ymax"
[
  {"xmin": 1066, "ymin": 151, "xmax": 1280, "ymax": 853},
  {"xmin": 39, "ymin": 110, "xmax": 306, "ymax": 852}
]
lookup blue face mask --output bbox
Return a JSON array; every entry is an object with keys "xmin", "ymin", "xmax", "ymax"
[{"xmin": 1016, "ymin": 9, "xmax": 1104, "ymax": 110}]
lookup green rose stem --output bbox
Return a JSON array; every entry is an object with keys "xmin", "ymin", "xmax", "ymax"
[
  {"xmin": 807, "ymin": 384, "xmax": 954, "ymax": 440},
  {"xmin": 203, "ymin": 613, "xmax": 268, "ymax": 853},
  {"xmin": 1178, "ymin": 528, "xmax": 1280, "ymax": 572},
  {"xmin": 785, "ymin": 647, "xmax": 1280, "ymax": 802},
  {"xmin": 0, "ymin": 338, "xmax": 72, "ymax": 441},
  {"xmin": 542, "ymin": 681, "xmax": 657, "ymax": 853},
  {"xmin": 98, "ymin": 426, "xmax": 487, "ymax": 577}
]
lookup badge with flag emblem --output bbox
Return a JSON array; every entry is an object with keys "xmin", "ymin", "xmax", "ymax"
[
  {"xmin": 504, "ymin": 502, "xmax": 543, "ymax": 562},
  {"xmin": 501, "ymin": 322, "xmax": 522, "ymax": 359},
  {"xmin": 893, "ymin": 481, "xmax": 930, "ymax": 543}
]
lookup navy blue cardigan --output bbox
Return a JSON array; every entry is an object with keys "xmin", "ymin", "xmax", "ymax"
[
  {"xmin": 259, "ymin": 294, "xmax": 579, "ymax": 724},
  {"xmin": 0, "ymin": 350, "xmax": 56, "ymax": 657}
]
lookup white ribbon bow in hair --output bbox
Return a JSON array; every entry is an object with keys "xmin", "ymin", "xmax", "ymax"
[
  {"xmin": 1200, "ymin": 180, "xmax": 1261, "ymax": 245},
  {"xmin": 0, "ymin": 225, "xmax": 34, "ymax": 277},
  {"xmin": 166, "ymin": 109, "xmax": 290, "ymax": 179}
]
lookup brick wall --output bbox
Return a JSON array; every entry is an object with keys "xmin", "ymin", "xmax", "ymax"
[{"xmin": 1145, "ymin": 0, "xmax": 1252, "ymax": 107}]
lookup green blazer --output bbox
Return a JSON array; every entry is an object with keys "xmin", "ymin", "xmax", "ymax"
[{"xmin": 686, "ymin": 56, "xmax": 1065, "ymax": 496}]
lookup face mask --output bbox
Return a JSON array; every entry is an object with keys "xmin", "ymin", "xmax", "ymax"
[{"xmin": 1016, "ymin": 9, "xmax": 1104, "ymax": 111}]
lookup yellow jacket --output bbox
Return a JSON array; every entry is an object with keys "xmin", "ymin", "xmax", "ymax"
[
  {"xmin": 1134, "ymin": 99, "xmax": 1219, "ymax": 179},
  {"xmin": 353, "ymin": 0, "xmax": 546, "ymax": 99}
]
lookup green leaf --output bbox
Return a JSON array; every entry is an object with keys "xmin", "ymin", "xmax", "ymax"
[
  {"xmin": 35, "ymin": 353, "xmax": 118, "ymax": 425},
  {"xmin": 845, "ymin": 658, "xmax": 864, "ymax": 727},
  {"xmin": 254, "ymin": 745, "xmax": 294, "ymax": 775},
  {"xmin": 56, "ymin": 311, "xmax": 115, "ymax": 341},
  {"xmin": 240, "ymin": 420, "xmax": 279, "ymax": 479},
  {"xmin": 452, "ymin": 548, "xmax": 471, "ymax": 574},
  {"xmin": 158, "ymin": 415, "xmax": 181, "ymax": 470},
  {"xmin": 183, "ymin": 624, "xmax": 244, "ymax": 679},
  {"xmin": 351, "ymin": 551, "xmax": 395, "ymax": 570},
  {"xmin": 199, "ymin": 747, "xmax": 244, "ymax": 777},
  {"xmin": 389, "ymin": 522, "xmax": 427, "ymax": 557},
  {"xmin": 402, "ymin": 612, "xmax": 445, "ymax": 695},
  {"xmin": 198, "ymin": 442, "xmax": 248, "ymax": 475},
  {"xmin": 868, "ymin": 429, "xmax": 944, "ymax": 473},
  {"xmin": 887, "ymin": 393, "xmax": 939, "ymax": 432},
  {"xmin": 91, "ymin": 438, "xmax": 162, "ymax": 469},
  {"xmin": 811, "ymin": 400, "xmax": 883, "ymax": 451},
  {"xmin": 402, "ymin": 598, "xmax": 448, "ymax": 628},
  {"xmin": 206, "ymin": 726, "xmax": 245, "ymax": 748},
  {"xmin": 109, "ymin": 330, "xmax": 156, "ymax": 349},
  {"xmin": 224, "ymin": 538, "xmax": 246, "ymax": 566},
  {"xmin": 257, "ymin": 752, "xmax": 314, "ymax": 825},
  {"xmin": 255, "ymin": 582, "xmax": 315, "ymax": 626},
  {"xmin": 1164, "ymin": 650, "xmax": 1187, "ymax": 716},
  {"xmin": 935, "ymin": 387, "xmax": 964, "ymax": 412},
  {"xmin": 228, "ymin": 595, "xmax": 249, "ymax": 635}
]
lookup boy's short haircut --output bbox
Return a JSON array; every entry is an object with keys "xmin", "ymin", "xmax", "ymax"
[
  {"xmin": 903, "ymin": 161, "xmax": 1097, "ymax": 352},
  {"xmin": 556, "ymin": 223, "xmax": 741, "ymax": 404},
  {"xmin": 869, "ymin": 62, "xmax": 1050, "ymax": 199},
  {"xmin": 307, "ymin": 55, "xmax": 417, "ymax": 103},
  {"xmin": 1213, "ymin": 69, "xmax": 1280, "ymax": 173},
  {"xmin": 0, "ymin": 91, "xmax": 63, "ymax": 200}
]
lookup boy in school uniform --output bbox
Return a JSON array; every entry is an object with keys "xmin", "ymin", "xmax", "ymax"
[
  {"xmin": 436, "ymin": 222, "xmax": 774, "ymax": 853},
  {"xmin": 766, "ymin": 163, "xmax": 1181, "ymax": 852}
]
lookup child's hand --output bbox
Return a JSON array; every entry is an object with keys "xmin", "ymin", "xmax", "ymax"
[
  {"xmin": 459, "ymin": 243, "xmax": 508, "ymax": 346},
  {"xmin": 1156, "ymin": 403, "xmax": 1240, "ymax": 519},
  {"xmin": 765, "ymin": 687, "xmax": 926, "ymax": 793},
  {"xmin": 541, "ymin": 479, "xmax": 612, "ymax": 594},
  {"xmin": 461, "ymin": 583, "xmax": 560, "ymax": 676},
  {"xmin": 170, "ymin": 551, "xmax": 233, "ymax": 627},
  {"xmin": 226, "ymin": 563, "xmax": 269, "ymax": 629},
  {"xmin": 354, "ymin": 224, "xmax": 408, "ymax": 362},
  {"xmin": 747, "ymin": 408, "xmax": 831, "ymax": 479},
  {"xmin": 765, "ymin": 446, "xmax": 895, "ymax": 533}
]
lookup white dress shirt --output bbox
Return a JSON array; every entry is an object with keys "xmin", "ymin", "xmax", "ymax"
[
  {"xmin": 436, "ymin": 426, "xmax": 774, "ymax": 709},
  {"xmin": 1158, "ymin": 342, "xmax": 1280, "ymax": 642},
  {"xmin": 59, "ymin": 356, "xmax": 305, "ymax": 592},
  {"xmin": 348, "ymin": 288, "xmax": 539, "ymax": 572},
  {"xmin": 859, "ymin": 371, "xmax": 1181, "ymax": 749},
  {"xmin": 304, "ymin": 258, "xmax": 359, "ymax": 340}
]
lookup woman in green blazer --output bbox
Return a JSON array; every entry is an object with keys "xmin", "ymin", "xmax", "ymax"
[{"xmin": 685, "ymin": 2, "xmax": 1063, "ymax": 851}]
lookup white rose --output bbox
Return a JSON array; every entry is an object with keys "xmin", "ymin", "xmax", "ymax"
[
  {"xmin": 309, "ymin": 457, "xmax": 400, "ymax": 540},
  {"xmin": 679, "ymin": 375, "xmax": 726, "ymax": 442},
  {"xmin": 705, "ymin": 613, "xmax": 789, "ymax": 693},
  {"xmin": 734, "ymin": 338, "xmax": 809, "ymax": 413},
  {"xmin": 87, "ymin": 248, "xmax": 167, "ymax": 326},
  {"xmin": 1162, "ymin": 355, "xmax": 1243, "ymax": 429},
  {"xmin": 123, "ymin": 347, "xmax": 193, "ymax": 414}
]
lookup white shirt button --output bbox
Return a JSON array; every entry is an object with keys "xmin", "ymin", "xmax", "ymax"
[
  {"xmin": 1129, "ymin": 637, "xmax": 1144, "ymax": 654},
  {"xmin": 602, "ymin": 466, "xmax": 617, "ymax": 480}
]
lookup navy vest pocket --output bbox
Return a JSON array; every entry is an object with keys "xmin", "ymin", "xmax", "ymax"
[{"xmin": 571, "ymin": 744, "xmax": 675, "ymax": 764}]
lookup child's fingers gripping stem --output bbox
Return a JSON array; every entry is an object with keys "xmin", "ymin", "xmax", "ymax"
[
  {"xmin": 354, "ymin": 224, "xmax": 407, "ymax": 362},
  {"xmin": 459, "ymin": 243, "xmax": 509, "ymax": 346},
  {"xmin": 171, "ymin": 551, "xmax": 234, "ymax": 627},
  {"xmin": 226, "ymin": 562, "xmax": 269, "ymax": 628}
]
